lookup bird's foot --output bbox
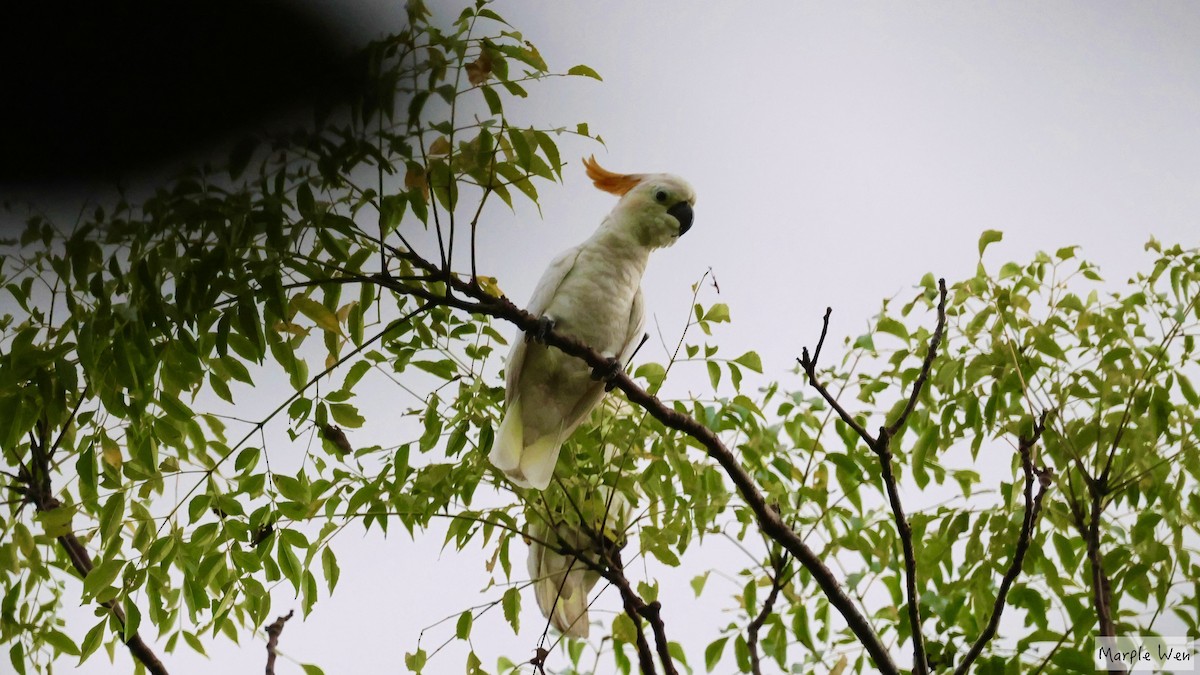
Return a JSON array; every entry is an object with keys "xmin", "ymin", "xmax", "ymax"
[
  {"xmin": 591, "ymin": 357, "xmax": 622, "ymax": 391},
  {"xmin": 525, "ymin": 315, "xmax": 555, "ymax": 344}
]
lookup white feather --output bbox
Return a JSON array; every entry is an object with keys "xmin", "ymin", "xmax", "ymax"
[{"xmin": 489, "ymin": 165, "xmax": 695, "ymax": 489}]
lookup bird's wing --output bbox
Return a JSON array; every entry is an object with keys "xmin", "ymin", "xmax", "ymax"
[
  {"xmin": 617, "ymin": 287, "xmax": 647, "ymax": 365},
  {"xmin": 504, "ymin": 245, "xmax": 584, "ymax": 397}
]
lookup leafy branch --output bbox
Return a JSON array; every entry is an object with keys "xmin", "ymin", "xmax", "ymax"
[
  {"xmin": 797, "ymin": 278, "xmax": 948, "ymax": 675},
  {"xmin": 378, "ymin": 244, "xmax": 901, "ymax": 673},
  {"xmin": 953, "ymin": 411, "xmax": 1052, "ymax": 674}
]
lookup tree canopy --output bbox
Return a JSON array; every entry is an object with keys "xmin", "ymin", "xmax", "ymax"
[{"xmin": 2, "ymin": 3, "xmax": 1198, "ymax": 674}]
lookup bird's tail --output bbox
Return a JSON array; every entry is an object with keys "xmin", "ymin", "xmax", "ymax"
[
  {"xmin": 490, "ymin": 396, "xmax": 524, "ymax": 474},
  {"xmin": 518, "ymin": 432, "xmax": 564, "ymax": 491},
  {"xmin": 489, "ymin": 395, "xmax": 564, "ymax": 491}
]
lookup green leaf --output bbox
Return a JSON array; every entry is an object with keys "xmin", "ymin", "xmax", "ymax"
[
  {"xmin": 37, "ymin": 504, "xmax": 76, "ymax": 538},
  {"xmin": 732, "ymin": 351, "xmax": 763, "ymax": 373},
  {"xmin": 301, "ymin": 665, "xmax": 327, "ymax": 675},
  {"xmin": 502, "ymin": 587, "xmax": 520, "ymax": 634},
  {"xmin": 10, "ymin": 643, "xmax": 26, "ymax": 675},
  {"xmin": 978, "ymin": 229, "xmax": 1003, "ymax": 256},
  {"xmin": 413, "ymin": 360, "xmax": 458, "ymax": 379},
  {"xmin": 405, "ymin": 648, "xmax": 427, "ymax": 673},
  {"xmin": 83, "ymin": 559, "xmax": 124, "ymax": 598},
  {"xmin": 703, "ymin": 303, "xmax": 731, "ymax": 323},
  {"xmin": 78, "ymin": 620, "xmax": 106, "ymax": 663},
  {"xmin": 329, "ymin": 403, "xmax": 365, "ymax": 428},
  {"xmin": 705, "ymin": 637, "xmax": 728, "ymax": 672},
  {"xmin": 567, "ymin": 64, "xmax": 602, "ymax": 80},
  {"xmin": 43, "ymin": 629, "xmax": 80, "ymax": 656},
  {"xmin": 456, "ymin": 611, "xmax": 473, "ymax": 640},
  {"xmin": 100, "ymin": 491, "xmax": 125, "ymax": 546},
  {"xmin": 707, "ymin": 361, "xmax": 721, "ymax": 389},
  {"xmin": 1031, "ymin": 333, "xmax": 1067, "ymax": 361},
  {"xmin": 123, "ymin": 596, "xmax": 142, "ymax": 643},
  {"xmin": 690, "ymin": 572, "xmax": 709, "ymax": 597},
  {"xmin": 322, "ymin": 547, "xmax": 340, "ymax": 593},
  {"xmin": 877, "ymin": 316, "xmax": 909, "ymax": 340}
]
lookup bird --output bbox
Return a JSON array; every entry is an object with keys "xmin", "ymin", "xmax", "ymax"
[
  {"xmin": 489, "ymin": 156, "xmax": 695, "ymax": 490},
  {"xmin": 527, "ymin": 487, "xmax": 631, "ymax": 638}
]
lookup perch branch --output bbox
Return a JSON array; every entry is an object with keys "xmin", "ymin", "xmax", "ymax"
[{"xmin": 376, "ymin": 246, "xmax": 899, "ymax": 674}]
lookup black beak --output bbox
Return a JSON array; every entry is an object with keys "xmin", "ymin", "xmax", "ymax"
[{"xmin": 668, "ymin": 201, "xmax": 694, "ymax": 235}]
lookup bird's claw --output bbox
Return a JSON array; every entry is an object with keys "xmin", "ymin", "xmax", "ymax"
[
  {"xmin": 525, "ymin": 315, "xmax": 555, "ymax": 344},
  {"xmin": 591, "ymin": 357, "xmax": 622, "ymax": 391}
]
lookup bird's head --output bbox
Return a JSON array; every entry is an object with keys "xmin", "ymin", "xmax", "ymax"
[{"xmin": 584, "ymin": 155, "xmax": 695, "ymax": 249}]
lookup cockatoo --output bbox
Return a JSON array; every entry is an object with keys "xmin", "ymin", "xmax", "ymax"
[
  {"xmin": 489, "ymin": 156, "xmax": 696, "ymax": 490},
  {"xmin": 527, "ymin": 488, "xmax": 631, "ymax": 638}
]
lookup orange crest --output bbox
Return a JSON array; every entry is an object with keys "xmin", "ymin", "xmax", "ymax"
[{"xmin": 583, "ymin": 155, "xmax": 642, "ymax": 196}]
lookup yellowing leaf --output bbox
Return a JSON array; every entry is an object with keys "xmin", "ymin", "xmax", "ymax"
[
  {"xmin": 292, "ymin": 296, "xmax": 342, "ymax": 336},
  {"xmin": 475, "ymin": 275, "xmax": 503, "ymax": 298},
  {"xmin": 428, "ymin": 136, "xmax": 451, "ymax": 156},
  {"xmin": 405, "ymin": 166, "xmax": 429, "ymax": 202},
  {"xmin": 336, "ymin": 301, "xmax": 358, "ymax": 323},
  {"xmin": 567, "ymin": 64, "xmax": 602, "ymax": 80},
  {"xmin": 101, "ymin": 437, "xmax": 122, "ymax": 469},
  {"xmin": 465, "ymin": 49, "xmax": 493, "ymax": 86},
  {"xmin": 978, "ymin": 229, "xmax": 1003, "ymax": 257}
]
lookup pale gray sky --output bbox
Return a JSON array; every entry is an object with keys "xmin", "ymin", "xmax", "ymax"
[{"xmin": 63, "ymin": 2, "xmax": 1200, "ymax": 673}]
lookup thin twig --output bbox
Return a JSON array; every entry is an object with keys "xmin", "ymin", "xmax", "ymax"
[{"xmin": 884, "ymin": 278, "xmax": 948, "ymax": 437}]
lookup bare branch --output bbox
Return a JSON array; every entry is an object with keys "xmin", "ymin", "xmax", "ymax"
[
  {"xmin": 265, "ymin": 610, "xmax": 295, "ymax": 675},
  {"xmin": 875, "ymin": 427, "xmax": 928, "ymax": 675},
  {"xmin": 797, "ymin": 308, "xmax": 877, "ymax": 451},
  {"xmin": 954, "ymin": 411, "xmax": 1051, "ymax": 675},
  {"xmin": 885, "ymin": 278, "xmax": 948, "ymax": 437}
]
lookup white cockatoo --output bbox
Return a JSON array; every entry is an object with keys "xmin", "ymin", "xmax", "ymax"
[
  {"xmin": 489, "ymin": 156, "xmax": 695, "ymax": 490},
  {"xmin": 527, "ymin": 488, "xmax": 631, "ymax": 638}
]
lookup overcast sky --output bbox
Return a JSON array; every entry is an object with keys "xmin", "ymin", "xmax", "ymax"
[{"xmin": 64, "ymin": 2, "xmax": 1200, "ymax": 673}]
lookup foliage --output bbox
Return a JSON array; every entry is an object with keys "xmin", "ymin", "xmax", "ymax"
[{"xmin": 1, "ymin": 2, "xmax": 1198, "ymax": 674}]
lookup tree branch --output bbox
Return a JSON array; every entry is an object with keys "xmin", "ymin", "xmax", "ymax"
[
  {"xmin": 265, "ymin": 610, "xmax": 295, "ymax": 675},
  {"xmin": 798, "ymin": 278, "xmax": 948, "ymax": 675},
  {"xmin": 797, "ymin": 310, "xmax": 876, "ymax": 447},
  {"xmin": 747, "ymin": 551, "xmax": 788, "ymax": 675},
  {"xmin": 20, "ymin": 432, "xmax": 169, "ymax": 675},
  {"xmin": 375, "ymin": 247, "xmax": 900, "ymax": 673},
  {"xmin": 954, "ymin": 412, "xmax": 1051, "ymax": 675},
  {"xmin": 885, "ymin": 278, "xmax": 948, "ymax": 437},
  {"xmin": 606, "ymin": 546, "xmax": 677, "ymax": 675}
]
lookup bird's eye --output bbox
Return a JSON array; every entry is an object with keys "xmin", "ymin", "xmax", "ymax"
[{"xmin": 655, "ymin": 190, "xmax": 668, "ymax": 203}]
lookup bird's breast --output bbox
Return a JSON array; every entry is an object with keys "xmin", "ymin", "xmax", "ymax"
[{"xmin": 545, "ymin": 248, "xmax": 644, "ymax": 353}]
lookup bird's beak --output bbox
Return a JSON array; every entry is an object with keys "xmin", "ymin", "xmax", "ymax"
[{"xmin": 668, "ymin": 202, "xmax": 693, "ymax": 235}]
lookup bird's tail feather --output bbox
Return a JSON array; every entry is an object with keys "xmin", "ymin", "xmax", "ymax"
[
  {"xmin": 520, "ymin": 430, "xmax": 564, "ymax": 491},
  {"xmin": 490, "ymin": 396, "xmax": 524, "ymax": 473}
]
